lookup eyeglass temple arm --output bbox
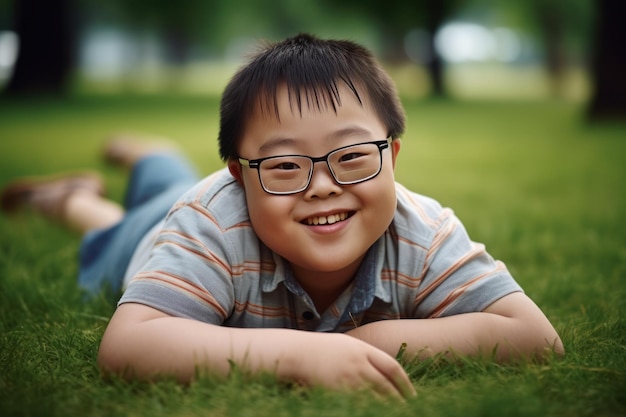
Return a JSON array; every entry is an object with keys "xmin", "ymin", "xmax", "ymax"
[{"xmin": 238, "ymin": 158, "xmax": 260, "ymax": 169}]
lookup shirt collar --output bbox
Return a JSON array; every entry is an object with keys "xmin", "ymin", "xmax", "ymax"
[
  {"xmin": 261, "ymin": 249, "xmax": 289, "ymax": 293},
  {"xmin": 261, "ymin": 237, "xmax": 391, "ymax": 311},
  {"xmin": 343, "ymin": 238, "xmax": 391, "ymax": 316}
]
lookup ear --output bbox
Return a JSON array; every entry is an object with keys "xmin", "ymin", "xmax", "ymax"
[
  {"xmin": 227, "ymin": 159, "xmax": 244, "ymax": 186},
  {"xmin": 390, "ymin": 138, "xmax": 401, "ymax": 169}
]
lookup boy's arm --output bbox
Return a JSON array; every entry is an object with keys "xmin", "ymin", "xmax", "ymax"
[
  {"xmin": 345, "ymin": 292, "xmax": 564, "ymax": 361},
  {"xmin": 98, "ymin": 303, "xmax": 416, "ymax": 398}
]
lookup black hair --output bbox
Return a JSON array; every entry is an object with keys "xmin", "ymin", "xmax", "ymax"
[{"xmin": 218, "ymin": 33, "xmax": 405, "ymax": 161}]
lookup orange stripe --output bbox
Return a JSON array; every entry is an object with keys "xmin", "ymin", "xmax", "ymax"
[
  {"xmin": 188, "ymin": 202, "xmax": 254, "ymax": 235},
  {"xmin": 425, "ymin": 214, "xmax": 457, "ymax": 264},
  {"xmin": 381, "ymin": 269, "xmax": 422, "ymax": 289},
  {"xmin": 155, "ymin": 238, "xmax": 232, "ymax": 276},
  {"xmin": 414, "ymin": 244, "xmax": 485, "ymax": 306},
  {"xmin": 396, "ymin": 185, "xmax": 438, "ymax": 228},
  {"xmin": 192, "ymin": 172, "xmax": 223, "ymax": 203},
  {"xmin": 427, "ymin": 262, "xmax": 507, "ymax": 318},
  {"xmin": 133, "ymin": 271, "xmax": 227, "ymax": 318},
  {"xmin": 157, "ymin": 227, "xmax": 233, "ymax": 274},
  {"xmin": 396, "ymin": 234, "xmax": 428, "ymax": 250},
  {"xmin": 188, "ymin": 203, "xmax": 219, "ymax": 225},
  {"xmin": 233, "ymin": 300, "xmax": 292, "ymax": 318},
  {"xmin": 231, "ymin": 260, "xmax": 275, "ymax": 277}
]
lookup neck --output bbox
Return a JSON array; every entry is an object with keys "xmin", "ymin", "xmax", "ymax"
[{"xmin": 290, "ymin": 257, "xmax": 363, "ymax": 313}]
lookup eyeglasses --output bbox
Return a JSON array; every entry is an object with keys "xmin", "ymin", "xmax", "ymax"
[{"xmin": 238, "ymin": 138, "xmax": 391, "ymax": 195}]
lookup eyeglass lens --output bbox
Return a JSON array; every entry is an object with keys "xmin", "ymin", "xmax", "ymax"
[{"xmin": 258, "ymin": 142, "xmax": 382, "ymax": 194}]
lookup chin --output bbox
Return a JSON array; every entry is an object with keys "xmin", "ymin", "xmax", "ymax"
[{"xmin": 293, "ymin": 251, "xmax": 366, "ymax": 274}]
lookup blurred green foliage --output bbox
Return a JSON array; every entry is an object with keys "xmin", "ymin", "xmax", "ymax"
[
  {"xmin": 4, "ymin": 0, "xmax": 618, "ymax": 116},
  {"xmin": 71, "ymin": 0, "xmax": 593, "ymax": 59}
]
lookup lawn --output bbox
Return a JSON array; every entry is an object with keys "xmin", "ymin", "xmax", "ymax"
[{"xmin": 0, "ymin": 94, "xmax": 624, "ymax": 417}]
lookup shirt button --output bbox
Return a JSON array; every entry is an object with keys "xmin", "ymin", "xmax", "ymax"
[{"xmin": 302, "ymin": 311, "xmax": 315, "ymax": 320}]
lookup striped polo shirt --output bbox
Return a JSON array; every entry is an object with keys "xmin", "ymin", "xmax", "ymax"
[{"xmin": 119, "ymin": 168, "xmax": 522, "ymax": 332}]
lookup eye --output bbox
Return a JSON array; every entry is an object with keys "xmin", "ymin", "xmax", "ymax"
[
  {"xmin": 338, "ymin": 152, "xmax": 366, "ymax": 162},
  {"xmin": 266, "ymin": 160, "xmax": 301, "ymax": 170},
  {"xmin": 277, "ymin": 162, "xmax": 300, "ymax": 170}
]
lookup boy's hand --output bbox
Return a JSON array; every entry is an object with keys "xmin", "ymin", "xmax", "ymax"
[{"xmin": 285, "ymin": 332, "xmax": 416, "ymax": 399}]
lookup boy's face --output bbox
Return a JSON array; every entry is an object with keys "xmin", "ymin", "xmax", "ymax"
[{"xmin": 229, "ymin": 84, "xmax": 400, "ymax": 284}]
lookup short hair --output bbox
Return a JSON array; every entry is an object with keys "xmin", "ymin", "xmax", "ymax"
[{"xmin": 218, "ymin": 33, "xmax": 405, "ymax": 161}]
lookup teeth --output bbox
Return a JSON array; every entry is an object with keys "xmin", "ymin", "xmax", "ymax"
[{"xmin": 306, "ymin": 212, "xmax": 348, "ymax": 226}]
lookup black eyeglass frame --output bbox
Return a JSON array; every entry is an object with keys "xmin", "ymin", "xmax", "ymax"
[{"xmin": 238, "ymin": 137, "xmax": 392, "ymax": 195}]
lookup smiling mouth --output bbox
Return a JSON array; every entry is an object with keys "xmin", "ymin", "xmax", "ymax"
[{"xmin": 303, "ymin": 211, "xmax": 353, "ymax": 226}]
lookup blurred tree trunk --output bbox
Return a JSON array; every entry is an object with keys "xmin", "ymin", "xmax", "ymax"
[
  {"xmin": 161, "ymin": 25, "xmax": 191, "ymax": 91},
  {"xmin": 4, "ymin": 0, "xmax": 76, "ymax": 96},
  {"xmin": 319, "ymin": 0, "xmax": 457, "ymax": 98},
  {"xmin": 535, "ymin": 2, "xmax": 566, "ymax": 97},
  {"xmin": 163, "ymin": 27, "xmax": 190, "ymax": 66},
  {"xmin": 424, "ymin": 0, "xmax": 447, "ymax": 97},
  {"xmin": 588, "ymin": 0, "xmax": 626, "ymax": 120}
]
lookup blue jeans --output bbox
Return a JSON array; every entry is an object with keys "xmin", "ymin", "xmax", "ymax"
[{"xmin": 78, "ymin": 153, "xmax": 199, "ymax": 296}]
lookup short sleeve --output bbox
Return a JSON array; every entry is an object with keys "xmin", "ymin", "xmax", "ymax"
[
  {"xmin": 119, "ymin": 181, "xmax": 240, "ymax": 324},
  {"xmin": 412, "ymin": 209, "xmax": 522, "ymax": 318}
]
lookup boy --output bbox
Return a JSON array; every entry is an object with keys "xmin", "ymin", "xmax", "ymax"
[{"xmin": 1, "ymin": 34, "xmax": 562, "ymax": 398}]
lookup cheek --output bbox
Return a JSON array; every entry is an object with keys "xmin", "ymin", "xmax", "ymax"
[
  {"xmin": 370, "ymin": 187, "xmax": 397, "ymax": 220},
  {"xmin": 244, "ymin": 186, "xmax": 294, "ymax": 241},
  {"xmin": 245, "ymin": 186, "xmax": 271, "ymax": 221},
  {"xmin": 242, "ymin": 171, "xmax": 273, "ymax": 216},
  {"xmin": 360, "ymin": 170, "xmax": 397, "ymax": 224}
]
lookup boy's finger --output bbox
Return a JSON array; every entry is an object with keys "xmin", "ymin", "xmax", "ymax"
[
  {"xmin": 368, "ymin": 351, "xmax": 416, "ymax": 399},
  {"xmin": 391, "ymin": 369, "xmax": 417, "ymax": 399}
]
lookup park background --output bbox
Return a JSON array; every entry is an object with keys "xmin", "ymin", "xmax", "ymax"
[{"xmin": 0, "ymin": 0, "xmax": 625, "ymax": 416}]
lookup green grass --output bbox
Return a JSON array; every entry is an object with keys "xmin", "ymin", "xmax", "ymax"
[{"xmin": 1, "ymin": 94, "xmax": 625, "ymax": 417}]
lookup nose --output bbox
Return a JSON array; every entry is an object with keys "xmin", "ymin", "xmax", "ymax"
[{"xmin": 303, "ymin": 162, "xmax": 342, "ymax": 199}]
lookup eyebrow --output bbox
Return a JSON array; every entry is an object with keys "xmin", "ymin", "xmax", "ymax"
[
  {"xmin": 258, "ymin": 137, "xmax": 298, "ymax": 154},
  {"xmin": 328, "ymin": 126, "xmax": 376, "ymax": 141},
  {"xmin": 258, "ymin": 126, "xmax": 376, "ymax": 155}
]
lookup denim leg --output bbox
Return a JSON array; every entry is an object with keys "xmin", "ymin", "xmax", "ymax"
[
  {"xmin": 78, "ymin": 153, "xmax": 200, "ymax": 296},
  {"xmin": 124, "ymin": 153, "xmax": 199, "ymax": 209}
]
